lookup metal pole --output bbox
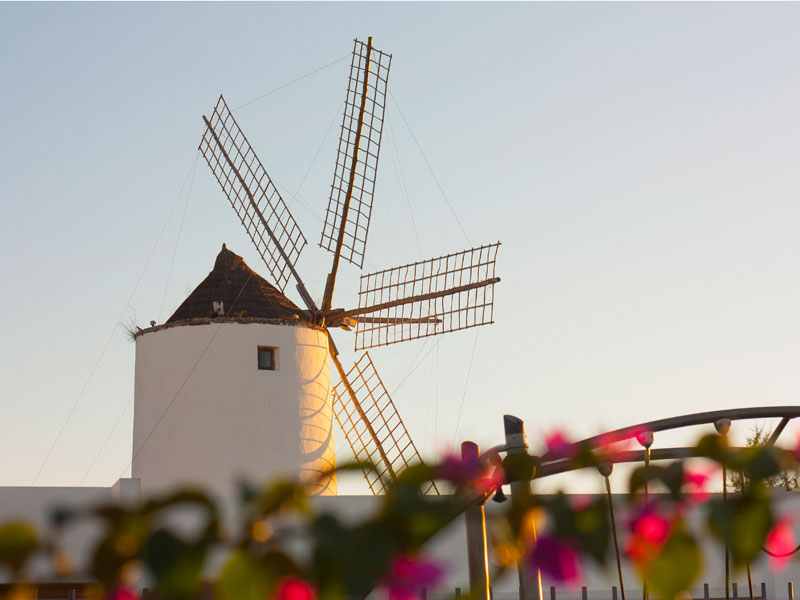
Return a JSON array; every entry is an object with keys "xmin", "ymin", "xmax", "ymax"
[
  {"xmin": 462, "ymin": 441, "xmax": 490, "ymax": 600},
  {"xmin": 504, "ymin": 415, "xmax": 542, "ymax": 600},
  {"xmin": 716, "ymin": 418, "xmax": 732, "ymax": 600},
  {"xmin": 600, "ymin": 462, "xmax": 625, "ymax": 600},
  {"xmin": 636, "ymin": 431, "xmax": 653, "ymax": 600},
  {"xmin": 742, "ymin": 471, "xmax": 753, "ymax": 600}
]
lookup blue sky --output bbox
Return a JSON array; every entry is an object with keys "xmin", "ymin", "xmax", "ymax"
[{"xmin": 3, "ymin": 2, "xmax": 800, "ymax": 493}]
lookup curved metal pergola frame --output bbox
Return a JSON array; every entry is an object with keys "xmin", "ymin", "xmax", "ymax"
[
  {"xmin": 459, "ymin": 407, "xmax": 800, "ymax": 600},
  {"xmin": 528, "ymin": 407, "xmax": 800, "ymax": 599},
  {"xmin": 535, "ymin": 405, "xmax": 800, "ymax": 479}
]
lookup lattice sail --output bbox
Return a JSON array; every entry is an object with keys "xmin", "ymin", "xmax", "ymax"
[
  {"xmin": 352, "ymin": 243, "xmax": 500, "ymax": 350},
  {"xmin": 320, "ymin": 38, "xmax": 392, "ymax": 269},
  {"xmin": 332, "ymin": 352, "xmax": 436, "ymax": 495},
  {"xmin": 200, "ymin": 95, "xmax": 307, "ymax": 292}
]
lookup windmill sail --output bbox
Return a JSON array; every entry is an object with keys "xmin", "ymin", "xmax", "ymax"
[
  {"xmin": 198, "ymin": 37, "xmax": 500, "ymax": 498},
  {"xmin": 331, "ymin": 352, "xmax": 437, "ymax": 495},
  {"xmin": 320, "ymin": 38, "xmax": 392, "ymax": 271},
  {"xmin": 340, "ymin": 243, "xmax": 501, "ymax": 350},
  {"xmin": 200, "ymin": 95, "xmax": 307, "ymax": 293}
]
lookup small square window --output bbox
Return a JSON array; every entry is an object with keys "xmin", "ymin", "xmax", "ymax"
[{"xmin": 258, "ymin": 347, "xmax": 276, "ymax": 370}]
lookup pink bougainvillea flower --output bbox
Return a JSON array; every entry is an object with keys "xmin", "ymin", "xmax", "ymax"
[
  {"xmin": 792, "ymin": 434, "xmax": 800, "ymax": 462},
  {"xmin": 528, "ymin": 535, "xmax": 581, "ymax": 583},
  {"xmin": 105, "ymin": 588, "xmax": 139, "ymax": 600},
  {"xmin": 438, "ymin": 453, "xmax": 484, "ymax": 487},
  {"xmin": 765, "ymin": 516, "xmax": 796, "ymax": 573},
  {"xmin": 682, "ymin": 467, "xmax": 714, "ymax": 503},
  {"xmin": 438, "ymin": 453, "xmax": 504, "ymax": 495},
  {"xmin": 570, "ymin": 495, "xmax": 592, "ymax": 511},
  {"xmin": 271, "ymin": 577, "xmax": 316, "ymax": 600},
  {"xmin": 384, "ymin": 555, "xmax": 444, "ymax": 600},
  {"xmin": 634, "ymin": 513, "xmax": 670, "ymax": 545},
  {"xmin": 544, "ymin": 430, "xmax": 577, "ymax": 460},
  {"xmin": 626, "ymin": 504, "xmax": 673, "ymax": 567}
]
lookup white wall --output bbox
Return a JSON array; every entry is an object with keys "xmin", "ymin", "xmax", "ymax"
[
  {"xmin": 132, "ymin": 321, "xmax": 336, "ymax": 497},
  {"xmin": 0, "ymin": 485, "xmax": 115, "ymax": 581}
]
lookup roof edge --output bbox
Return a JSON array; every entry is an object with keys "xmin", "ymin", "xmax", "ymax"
[{"xmin": 134, "ymin": 316, "xmax": 324, "ymax": 340}]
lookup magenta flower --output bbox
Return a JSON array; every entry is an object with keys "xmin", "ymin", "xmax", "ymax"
[
  {"xmin": 765, "ymin": 516, "xmax": 796, "ymax": 573},
  {"xmin": 626, "ymin": 504, "xmax": 673, "ymax": 567},
  {"xmin": 682, "ymin": 466, "xmax": 715, "ymax": 503},
  {"xmin": 439, "ymin": 452, "xmax": 504, "ymax": 494},
  {"xmin": 527, "ymin": 536, "xmax": 581, "ymax": 583},
  {"xmin": 634, "ymin": 513, "xmax": 670, "ymax": 545},
  {"xmin": 438, "ymin": 453, "xmax": 484, "ymax": 487},
  {"xmin": 105, "ymin": 588, "xmax": 139, "ymax": 600},
  {"xmin": 793, "ymin": 434, "xmax": 800, "ymax": 462},
  {"xmin": 544, "ymin": 430, "xmax": 577, "ymax": 460},
  {"xmin": 569, "ymin": 495, "xmax": 593, "ymax": 511},
  {"xmin": 383, "ymin": 555, "xmax": 444, "ymax": 600}
]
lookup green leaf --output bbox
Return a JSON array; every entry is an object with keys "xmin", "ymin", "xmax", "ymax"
[
  {"xmin": 545, "ymin": 494, "xmax": 609, "ymax": 564},
  {"xmin": 395, "ymin": 463, "xmax": 437, "ymax": 487},
  {"xmin": 0, "ymin": 522, "xmax": 37, "ymax": 572},
  {"xmin": 628, "ymin": 463, "xmax": 684, "ymax": 500},
  {"xmin": 741, "ymin": 447, "xmax": 783, "ymax": 482},
  {"xmin": 642, "ymin": 529, "xmax": 701, "ymax": 599},
  {"xmin": 693, "ymin": 434, "xmax": 734, "ymax": 466},
  {"xmin": 89, "ymin": 536, "xmax": 126, "ymax": 587},
  {"xmin": 311, "ymin": 516, "xmax": 394, "ymax": 599},
  {"xmin": 381, "ymin": 483, "xmax": 461, "ymax": 551},
  {"xmin": 144, "ymin": 529, "xmax": 207, "ymax": 599},
  {"xmin": 311, "ymin": 514, "xmax": 348, "ymax": 592},
  {"xmin": 216, "ymin": 549, "xmax": 272, "ymax": 600},
  {"xmin": 258, "ymin": 480, "xmax": 309, "ymax": 516},
  {"xmin": 341, "ymin": 524, "xmax": 394, "ymax": 597},
  {"xmin": 707, "ymin": 488, "xmax": 772, "ymax": 567},
  {"xmin": 573, "ymin": 443, "xmax": 603, "ymax": 469}
]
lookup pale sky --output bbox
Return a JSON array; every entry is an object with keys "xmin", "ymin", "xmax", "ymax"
[{"xmin": 3, "ymin": 2, "xmax": 800, "ymax": 494}]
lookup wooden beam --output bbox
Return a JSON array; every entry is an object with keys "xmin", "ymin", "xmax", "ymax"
[
  {"xmin": 335, "ymin": 277, "xmax": 500, "ymax": 321},
  {"xmin": 321, "ymin": 36, "xmax": 374, "ymax": 312}
]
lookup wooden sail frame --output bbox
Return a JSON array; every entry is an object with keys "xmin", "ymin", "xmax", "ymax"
[{"xmin": 199, "ymin": 37, "xmax": 500, "ymax": 495}]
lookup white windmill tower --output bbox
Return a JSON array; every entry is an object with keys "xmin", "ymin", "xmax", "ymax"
[{"xmin": 131, "ymin": 37, "xmax": 501, "ymax": 497}]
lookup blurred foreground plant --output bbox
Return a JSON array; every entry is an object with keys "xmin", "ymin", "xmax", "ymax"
[{"xmin": 1, "ymin": 433, "xmax": 798, "ymax": 600}]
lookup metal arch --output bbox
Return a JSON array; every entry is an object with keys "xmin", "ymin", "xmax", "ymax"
[
  {"xmin": 540, "ymin": 447, "xmax": 706, "ymax": 478},
  {"xmin": 535, "ymin": 406, "xmax": 800, "ymax": 479}
]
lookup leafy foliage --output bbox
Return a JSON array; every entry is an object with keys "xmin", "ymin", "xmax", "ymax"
[{"xmin": 1, "ymin": 434, "xmax": 797, "ymax": 600}]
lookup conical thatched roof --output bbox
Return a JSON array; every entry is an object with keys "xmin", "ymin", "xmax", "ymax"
[{"xmin": 166, "ymin": 244, "xmax": 308, "ymax": 324}]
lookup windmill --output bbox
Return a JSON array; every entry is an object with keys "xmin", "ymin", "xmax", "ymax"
[{"xmin": 198, "ymin": 37, "xmax": 500, "ymax": 494}]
